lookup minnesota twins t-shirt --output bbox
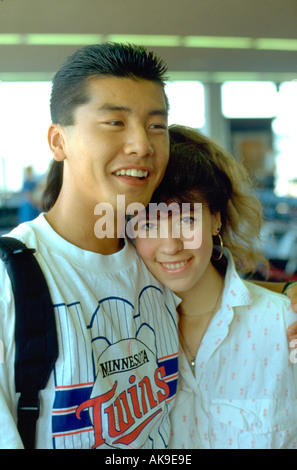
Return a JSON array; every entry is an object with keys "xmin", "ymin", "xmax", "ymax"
[{"xmin": 0, "ymin": 214, "xmax": 179, "ymax": 449}]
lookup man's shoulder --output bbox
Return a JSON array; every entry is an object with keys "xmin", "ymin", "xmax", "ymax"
[{"xmin": 2, "ymin": 214, "xmax": 45, "ymax": 249}]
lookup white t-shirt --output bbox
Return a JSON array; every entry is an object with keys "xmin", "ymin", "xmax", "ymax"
[
  {"xmin": 0, "ymin": 214, "xmax": 179, "ymax": 449},
  {"xmin": 169, "ymin": 250, "xmax": 297, "ymax": 449}
]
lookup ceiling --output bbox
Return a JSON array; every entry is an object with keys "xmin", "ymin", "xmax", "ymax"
[{"xmin": 0, "ymin": 0, "xmax": 297, "ymax": 82}]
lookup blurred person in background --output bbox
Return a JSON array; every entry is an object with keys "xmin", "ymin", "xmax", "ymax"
[{"xmin": 18, "ymin": 165, "xmax": 41, "ymax": 223}]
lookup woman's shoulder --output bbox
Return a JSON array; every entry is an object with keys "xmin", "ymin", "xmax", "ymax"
[
  {"xmin": 244, "ymin": 279, "xmax": 291, "ymax": 306},
  {"xmin": 242, "ymin": 279, "xmax": 296, "ymax": 329}
]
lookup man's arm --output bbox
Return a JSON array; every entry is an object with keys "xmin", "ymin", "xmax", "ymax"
[{"xmin": 282, "ymin": 283, "xmax": 297, "ymax": 339}]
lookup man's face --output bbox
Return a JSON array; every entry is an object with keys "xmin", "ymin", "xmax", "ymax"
[{"xmin": 52, "ymin": 76, "xmax": 170, "ymax": 212}]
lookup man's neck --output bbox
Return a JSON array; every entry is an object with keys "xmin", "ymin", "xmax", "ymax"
[{"xmin": 45, "ymin": 199, "xmax": 125, "ymax": 255}]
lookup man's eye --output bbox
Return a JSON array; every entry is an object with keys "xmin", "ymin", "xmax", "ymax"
[
  {"xmin": 107, "ymin": 120, "xmax": 124, "ymax": 126},
  {"xmin": 149, "ymin": 123, "xmax": 168, "ymax": 130}
]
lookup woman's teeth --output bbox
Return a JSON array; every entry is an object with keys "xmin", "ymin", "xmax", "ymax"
[
  {"xmin": 162, "ymin": 260, "xmax": 189, "ymax": 270},
  {"xmin": 114, "ymin": 169, "xmax": 148, "ymax": 178}
]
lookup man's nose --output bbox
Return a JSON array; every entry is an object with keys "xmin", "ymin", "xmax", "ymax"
[{"xmin": 124, "ymin": 126, "xmax": 154, "ymax": 158}]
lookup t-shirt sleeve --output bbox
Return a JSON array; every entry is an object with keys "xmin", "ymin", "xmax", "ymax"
[{"xmin": 0, "ymin": 262, "xmax": 24, "ymax": 449}]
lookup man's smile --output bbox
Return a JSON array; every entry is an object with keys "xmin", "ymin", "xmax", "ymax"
[{"xmin": 114, "ymin": 168, "xmax": 149, "ymax": 179}]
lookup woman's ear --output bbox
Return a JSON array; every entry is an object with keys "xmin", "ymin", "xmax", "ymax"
[
  {"xmin": 48, "ymin": 124, "xmax": 67, "ymax": 162},
  {"xmin": 212, "ymin": 212, "xmax": 222, "ymax": 236}
]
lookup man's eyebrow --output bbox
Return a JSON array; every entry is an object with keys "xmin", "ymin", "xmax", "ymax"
[
  {"xmin": 97, "ymin": 104, "xmax": 168, "ymax": 117},
  {"xmin": 148, "ymin": 109, "xmax": 168, "ymax": 118},
  {"xmin": 97, "ymin": 104, "xmax": 132, "ymax": 113}
]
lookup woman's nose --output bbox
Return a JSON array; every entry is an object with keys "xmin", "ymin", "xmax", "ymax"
[{"xmin": 159, "ymin": 232, "xmax": 184, "ymax": 255}]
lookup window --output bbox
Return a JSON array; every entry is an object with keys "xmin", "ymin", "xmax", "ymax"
[
  {"xmin": 0, "ymin": 82, "xmax": 52, "ymax": 192},
  {"xmin": 221, "ymin": 81, "xmax": 297, "ymax": 196},
  {"xmin": 273, "ymin": 81, "xmax": 297, "ymax": 196},
  {"xmin": 221, "ymin": 81, "xmax": 278, "ymax": 118},
  {"xmin": 165, "ymin": 81, "xmax": 205, "ymax": 129}
]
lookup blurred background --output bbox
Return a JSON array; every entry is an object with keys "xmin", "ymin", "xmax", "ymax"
[{"xmin": 0, "ymin": 0, "xmax": 297, "ymax": 280}]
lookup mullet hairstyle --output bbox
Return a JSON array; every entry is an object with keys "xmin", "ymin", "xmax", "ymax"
[
  {"xmin": 149, "ymin": 124, "xmax": 268, "ymax": 276},
  {"xmin": 42, "ymin": 42, "xmax": 169, "ymax": 211}
]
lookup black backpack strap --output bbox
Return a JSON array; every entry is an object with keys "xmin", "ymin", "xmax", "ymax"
[{"xmin": 0, "ymin": 236, "xmax": 58, "ymax": 449}]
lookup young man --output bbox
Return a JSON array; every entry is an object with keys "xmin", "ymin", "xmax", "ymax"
[{"xmin": 0, "ymin": 43, "xmax": 179, "ymax": 449}]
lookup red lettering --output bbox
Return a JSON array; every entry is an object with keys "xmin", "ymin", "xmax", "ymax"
[
  {"xmin": 113, "ymin": 408, "xmax": 162, "ymax": 445},
  {"xmin": 105, "ymin": 390, "xmax": 135, "ymax": 437},
  {"xmin": 128, "ymin": 375, "xmax": 142, "ymax": 418},
  {"xmin": 155, "ymin": 366, "xmax": 170, "ymax": 403},
  {"xmin": 76, "ymin": 381, "xmax": 117, "ymax": 448},
  {"xmin": 139, "ymin": 376, "xmax": 158, "ymax": 414},
  {"xmin": 75, "ymin": 365, "xmax": 171, "ymax": 448}
]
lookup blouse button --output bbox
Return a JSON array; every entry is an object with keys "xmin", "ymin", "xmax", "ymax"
[{"xmin": 253, "ymin": 420, "xmax": 262, "ymax": 429}]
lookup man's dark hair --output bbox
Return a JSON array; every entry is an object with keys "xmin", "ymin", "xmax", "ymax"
[
  {"xmin": 42, "ymin": 42, "xmax": 168, "ymax": 211},
  {"xmin": 50, "ymin": 42, "xmax": 168, "ymax": 126}
]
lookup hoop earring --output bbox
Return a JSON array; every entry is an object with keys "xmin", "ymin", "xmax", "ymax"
[{"xmin": 212, "ymin": 233, "xmax": 224, "ymax": 261}]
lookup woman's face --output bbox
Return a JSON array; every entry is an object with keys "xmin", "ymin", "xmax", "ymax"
[{"xmin": 134, "ymin": 200, "xmax": 221, "ymax": 295}]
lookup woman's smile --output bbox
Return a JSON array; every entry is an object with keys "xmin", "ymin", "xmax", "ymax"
[{"xmin": 158, "ymin": 257, "xmax": 193, "ymax": 274}]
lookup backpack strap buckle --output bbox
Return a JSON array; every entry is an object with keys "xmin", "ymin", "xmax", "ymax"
[{"xmin": 17, "ymin": 391, "xmax": 40, "ymax": 449}]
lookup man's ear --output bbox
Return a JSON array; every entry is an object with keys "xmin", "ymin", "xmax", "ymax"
[{"xmin": 48, "ymin": 124, "xmax": 67, "ymax": 162}]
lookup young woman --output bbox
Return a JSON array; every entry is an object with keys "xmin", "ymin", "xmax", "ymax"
[{"xmin": 133, "ymin": 125, "xmax": 297, "ymax": 449}]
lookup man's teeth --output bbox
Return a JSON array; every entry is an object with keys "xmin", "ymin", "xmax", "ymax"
[
  {"xmin": 162, "ymin": 260, "xmax": 188, "ymax": 270},
  {"xmin": 114, "ymin": 169, "xmax": 148, "ymax": 178}
]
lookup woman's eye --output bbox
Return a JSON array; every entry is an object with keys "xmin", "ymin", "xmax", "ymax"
[
  {"xmin": 137, "ymin": 221, "xmax": 159, "ymax": 234},
  {"xmin": 180, "ymin": 216, "xmax": 195, "ymax": 225},
  {"xmin": 144, "ymin": 222, "xmax": 157, "ymax": 231}
]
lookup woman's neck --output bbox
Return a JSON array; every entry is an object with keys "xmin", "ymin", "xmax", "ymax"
[
  {"xmin": 178, "ymin": 263, "xmax": 224, "ymax": 318},
  {"xmin": 177, "ymin": 263, "xmax": 225, "ymax": 371}
]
